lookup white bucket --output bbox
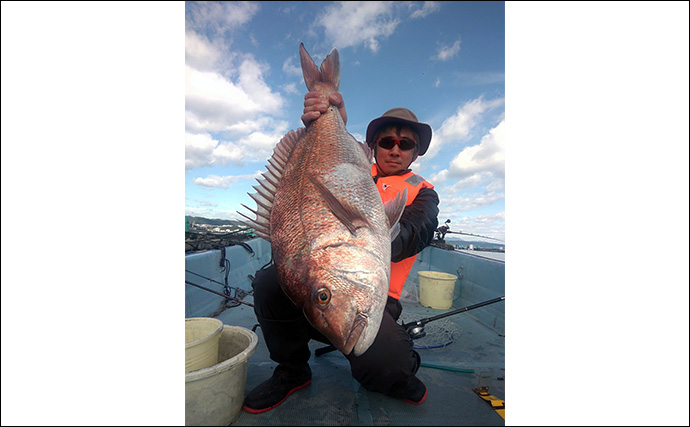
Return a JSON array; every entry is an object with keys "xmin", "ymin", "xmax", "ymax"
[
  {"xmin": 418, "ymin": 271, "xmax": 457, "ymax": 310},
  {"xmin": 185, "ymin": 317, "xmax": 223, "ymax": 373},
  {"xmin": 185, "ymin": 325, "xmax": 258, "ymax": 426}
]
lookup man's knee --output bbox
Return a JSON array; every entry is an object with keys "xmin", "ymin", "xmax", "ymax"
[
  {"xmin": 347, "ymin": 313, "xmax": 419, "ymax": 393},
  {"xmin": 251, "ymin": 264, "xmax": 301, "ymax": 321}
]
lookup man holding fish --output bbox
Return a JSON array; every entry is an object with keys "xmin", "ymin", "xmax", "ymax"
[
  {"xmin": 243, "ymin": 96, "xmax": 439, "ymax": 414},
  {"xmin": 240, "ymin": 45, "xmax": 439, "ymax": 414}
]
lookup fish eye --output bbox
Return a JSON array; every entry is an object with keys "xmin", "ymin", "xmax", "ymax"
[{"xmin": 316, "ymin": 288, "xmax": 331, "ymax": 306}]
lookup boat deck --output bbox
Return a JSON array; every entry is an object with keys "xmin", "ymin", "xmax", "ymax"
[
  {"xmin": 211, "ymin": 294, "xmax": 504, "ymax": 426},
  {"xmin": 185, "ymin": 240, "xmax": 505, "ymax": 425}
]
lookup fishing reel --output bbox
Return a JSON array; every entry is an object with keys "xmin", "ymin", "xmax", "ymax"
[
  {"xmin": 405, "ymin": 321, "xmax": 427, "ymax": 340},
  {"xmin": 317, "ymin": 296, "xmax": 505, "ymax": 357},
  {"xmin": 403, "ymin": 296, "xmax": 505, "ymax": 342}
]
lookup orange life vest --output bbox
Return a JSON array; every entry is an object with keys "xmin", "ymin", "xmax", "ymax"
[{"xmin": 371, "ymin": 164, "xmax": 434, "ymax": 299}]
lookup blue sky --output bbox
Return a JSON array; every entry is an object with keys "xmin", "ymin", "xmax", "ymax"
[
  {"xmin": 2, "ymin": 3, "xmax": 688, "ymax": 425},
  {"xmin": 184, "ymin": 1, "xmax": 506, "ymax": 241}
]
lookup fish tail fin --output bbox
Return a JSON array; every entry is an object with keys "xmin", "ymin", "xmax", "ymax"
[{"xmin": 300, "ymin": 43, "xmax": 340, "ymax": 93}]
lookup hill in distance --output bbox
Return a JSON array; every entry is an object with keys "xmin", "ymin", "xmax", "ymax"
[{"xmin": 186, "ymin": 216, "xmax": 244, "ymax": 227}]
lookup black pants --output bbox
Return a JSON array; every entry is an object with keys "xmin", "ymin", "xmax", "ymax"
[{"xmin": 251, "ymin": 264, "xmax": 421, "ymax": 395}]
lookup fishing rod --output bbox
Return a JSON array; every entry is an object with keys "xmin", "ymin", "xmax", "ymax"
[
  {"xmin": 444, "ymin": 230, "xmax": 504, "ymax": 242},
  {"xmin": 314, "ymin": 296, "xmax": 504, "ymax": 356},
  {"xmin": 403, "ymin": 296, "xmax": 504, "ymax": 339},
  {"xmin": 185, "ymin": 280, "xmax": 254, "ymax": 307},
  {"xmin": 434, "ymin": 219, "xmax": 504, "ymax": 243},
  {"xmin": 185, "ymin": 269, "xmax": 247, "ymax": 294}
]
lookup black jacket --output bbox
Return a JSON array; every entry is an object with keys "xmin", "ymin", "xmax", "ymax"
[{"xmin": 391, "ymin": 187, "xmax": 439, "ymax": 263}]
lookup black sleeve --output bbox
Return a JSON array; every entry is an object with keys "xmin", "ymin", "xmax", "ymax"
[{"xmin": 391, "ymin": 187, "xmax": 439, "ymax": 263}]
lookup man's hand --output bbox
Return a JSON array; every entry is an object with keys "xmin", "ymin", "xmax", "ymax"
[{"xmin": 301, "ymin": 92, "xmax": 347, "ymax": 127}]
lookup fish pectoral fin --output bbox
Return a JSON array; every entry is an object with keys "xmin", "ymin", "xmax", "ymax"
[
  {"xmin": 384, "ymin": 188, "xmax": 407, "ymax": 241},
  {"xmin": 309, "ymin": 175, "xmax": 370, "ymax": 236},
  {"xmin": 389, "ymin": 223, "xmax": 401, "ymax": 242}
]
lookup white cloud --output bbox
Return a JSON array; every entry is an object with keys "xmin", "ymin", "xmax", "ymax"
[
  {"xmin": 484, "ymin": 176, "xmax": 505, "ymax": 192},
  {"xmin": 448, "ymin": 119, "xmax": 505, "ymax": 179},
  {"xmin": 426, "ymin": 96, "xmax": 504, "ymax": 159},
  {"xmin": 185, "ymin": 30, "xmax": 223, "ymax": 72},
  {"xmin": 226, "ymin": 117, "xmax": 288, "ymax": 136},
  {"xmin": 185, "ymin": 3, "xmax": 288, "ymax": 171},
  {"xmin": 439, "ymin": 192, "xmax": 505, "ymax": 213},
  {"xmin": 282, "ymin": 83, "xmax": 299, "ymax": 95},
  {"xmin": 238, "ymin": 127, "xmax": 291, "ymax": 151},
  {"xmin": 193, "ymin": 171, "xmax": 262, "ymax": 189},
  {"xmin": 431, "ymin": 119, "xmax": 505, "ymax": 185},
  {"xmin": 211, "ymin": 143, "xmax": 246, "ymax": 166},
  {"xmin": 440, "ymin": 98, "xmax": 490, "ymax": 140},
  {"xmin": 428, "ymin": 120, "xmax": 505, "ymax": 217},
  {"xmin": 317, "ymin": 2, "xmax": 399, "ymax": 52},
  {"xmin": 186, "ymin": 124, "xmax": 290, "ymax": 170},
  {"xmin": 435, "ymin": 171, "xmax": 494, "ymax": 191},
  {"xmin": 310, "ymin": 2, "xmax": 442, "ymax": 53},
  {"xmin": 237, "ymin": 59, "xmax": 282, "ymax": 108},
  {"xmin": 282, "ymin": 56, "xmax": 302, "ymax": 77},
  {"xmin": 185, "ymin": 57, "xmax": 284, "ymax": 133},
  {"xmin": 410, "ymin": 1, "xmax": 441, "ymax": 19},
  {"xmin": 185, "ymin": 1, "xmax": 260, "ymax": 35},
  {"xmin": 185, "ymin": 65, "xmax": 253, "ymax": 129},
  {"xmin": 438, "ymin": 211, "xmax": 505, "ymax": 242},
  {"xmin": 434, "ymin": 39, "xmax": 461, "ymax": 61},
  {"xmin": 185, "ymin": 132, "xmax": 218, "ymax": 170},
  {"xmin": 184, "ymin": 130, "xmax": 262, "ymax": 170}
]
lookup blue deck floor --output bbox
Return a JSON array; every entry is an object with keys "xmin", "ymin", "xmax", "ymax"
[{"xmin": 213, "ymin": 296, "xmax": 505, "ymax": 426}]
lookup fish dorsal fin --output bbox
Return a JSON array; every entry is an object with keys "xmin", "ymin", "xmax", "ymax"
[
  {"xmin": 384, "ymin": 188, "xmax": 407, "ymax": 242},
  {"xmin": 309, "ymin": 175, "xmax": 371, "ymax": 236},
  {"xmin": 299, "ymin": 43, "xmax": 340, "ymax": 94},
  {"xmin": 237, "ymin": 128, "xmax": 304, "ymax": 241}
]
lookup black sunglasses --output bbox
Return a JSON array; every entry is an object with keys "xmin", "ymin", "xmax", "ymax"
[{"xmin": 376, "ymin": 136, "xmax": 417, "ymax": 151}]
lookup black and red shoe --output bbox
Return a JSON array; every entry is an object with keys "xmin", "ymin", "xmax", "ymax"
[
  {"xmin": 242, "ymin": 363, "xmax": 312, "ymax": 414},
  {"xmin": 389, "ymin": 375, "xmax": 428, "ymax": 404}
]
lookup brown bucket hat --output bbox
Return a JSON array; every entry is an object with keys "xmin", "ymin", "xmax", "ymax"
[{"xmin": 366, "ymin": 108, "xmax": 432, "ymax": 156}]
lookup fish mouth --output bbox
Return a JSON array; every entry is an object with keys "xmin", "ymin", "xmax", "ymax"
[{"xmin": 342, "ymin": 312, "xmax": 368, "ymax": 356}]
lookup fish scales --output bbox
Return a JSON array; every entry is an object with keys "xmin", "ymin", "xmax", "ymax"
[{"xmin": 240, "ymin": 44, "xmax": 406, "ymax": 356}]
